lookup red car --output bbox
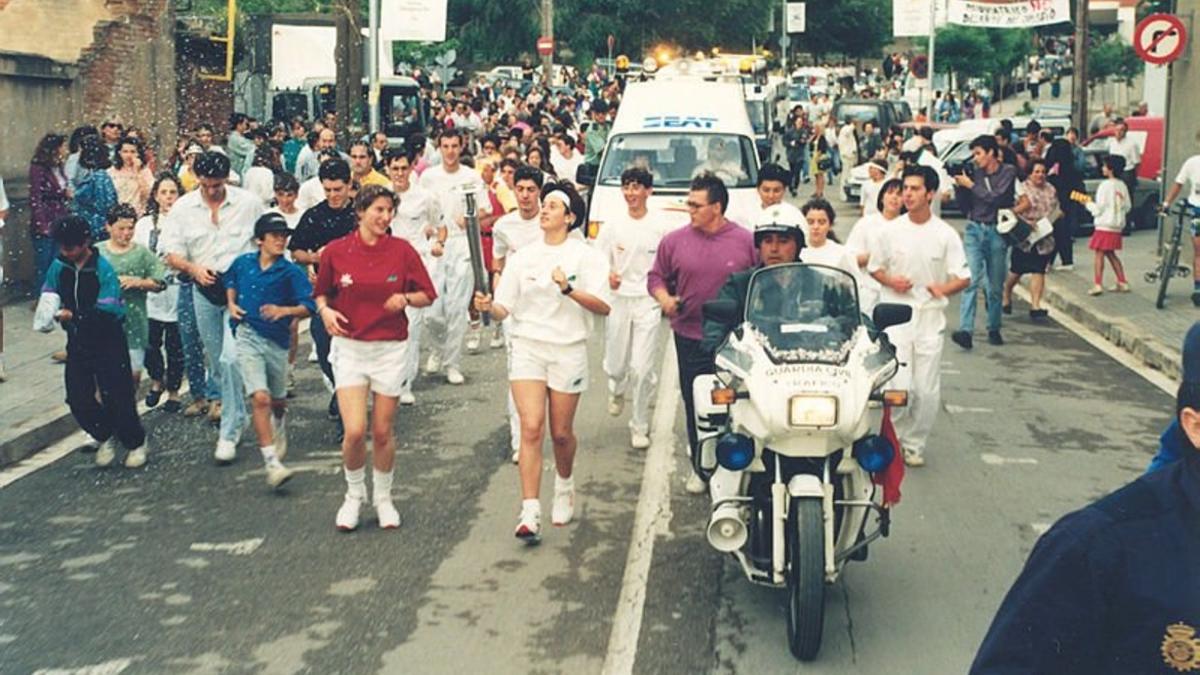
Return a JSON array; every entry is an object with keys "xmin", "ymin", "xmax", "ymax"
[{"xmin": 1084, "ymin": 115, "xmax": 1164, "ymax": 181}]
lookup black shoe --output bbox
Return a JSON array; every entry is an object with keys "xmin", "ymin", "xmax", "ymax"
[
  {"xmin": 951, "ymin": 330, "xmax": 973, "ymax": 350},
  {"xmin": 1029, "ymin": 309, "xmax": 1049, "ymax": 321},
  {"xmin": 988, "ymin": 330, "xmax": 1004, "ymax": 346},
  {"xmin": 1002, "ymin": 303, "xmax": 1012, "ymax": 315},
  {"xmin": 327, "ymin": 393, "xmax": 340, "ymax": 421},
  {"xmin": 161, "ymin": 399, "xmax": 183, "ymax": 413},
  {"xmin": 1192, "ymin": 291, "xmax": 1200, "ymax": 307},
  {"xmin": 145, "ymin": 388, "xmax": 164, "ymax": 408}
]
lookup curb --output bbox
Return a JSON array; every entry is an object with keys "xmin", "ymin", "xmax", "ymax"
[{"xmin": 1022, "ymin": 277, "xmax": 1182, "ymax": 382}]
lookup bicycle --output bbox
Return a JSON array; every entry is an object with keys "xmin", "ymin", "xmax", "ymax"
[{"xmin": 1144, "ymin": 203, "xmax": 1195, "ymax": 309}]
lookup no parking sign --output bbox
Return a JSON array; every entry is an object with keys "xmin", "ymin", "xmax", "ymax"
[{"xmin": 1134, "ymin": 13, "xmax": 1188, "ymax": 66}]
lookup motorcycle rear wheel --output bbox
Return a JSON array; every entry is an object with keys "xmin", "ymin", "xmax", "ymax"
[{"xmin": 785, "ymin": 497, "xmax": 825, "ymax": 661}]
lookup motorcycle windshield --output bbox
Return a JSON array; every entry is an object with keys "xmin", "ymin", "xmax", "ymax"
[{"xmin": 744, "ymin": 263, "xmax": 861, "ymax": 364}]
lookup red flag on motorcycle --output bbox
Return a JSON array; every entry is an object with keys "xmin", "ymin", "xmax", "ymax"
[{"xmin": 873, "ymin": 406, "xmax": 904, "ymax": 506}]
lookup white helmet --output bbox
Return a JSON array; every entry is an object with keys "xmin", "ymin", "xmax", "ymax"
[{"xmin": 753, "ymin": 204, "xmax": 806, "ymax": 250}]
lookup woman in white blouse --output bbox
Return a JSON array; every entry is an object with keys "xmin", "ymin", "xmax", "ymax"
[
  {"xmin": 799, "ymin": 197, "xmax": 858, "ymax": 276},
  {"xmin": 475, "ymin": 182, "xmax": 610, "ymax": 544}
]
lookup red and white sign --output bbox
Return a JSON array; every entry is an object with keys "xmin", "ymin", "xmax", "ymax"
[
  {"xmin": 537, "ymin": 37, "xmax": 554, "ymax": 56},
  {"xmin": 1134, "ymin": 13, "xmax": 1188, "ymax": 66}
]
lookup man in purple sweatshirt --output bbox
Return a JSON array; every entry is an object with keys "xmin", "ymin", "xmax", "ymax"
[{"xmin": 648, "ymin": 173, "xmax": 757, "ymax": 494}]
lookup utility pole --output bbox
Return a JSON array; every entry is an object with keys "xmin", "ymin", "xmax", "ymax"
[
  {"xmin": 334, "ymin": 0, "xmax": 364, "ymax": 147},
  {"xmin": 1071, "ymin": 0, "xmax": 1089, "ymax": 132},
  {"xmin": 368, "ymin": 0, "xmax": 380, "ymax": 134},
  {"xmin": 541, "ymin": 0, "xmax": 554, "ymax": 85},
  {"xmin": 927, "ymin": 0, "xmax": 938, "ymax": 110}
]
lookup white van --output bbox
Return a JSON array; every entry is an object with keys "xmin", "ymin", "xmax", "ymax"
[{"xmin": 585, "ymin": 80, "xmax": 761, "ymax": 238}]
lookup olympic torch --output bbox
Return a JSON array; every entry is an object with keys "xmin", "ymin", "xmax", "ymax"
[{"xmin": 460, "ymin": 184, "xmax": 491, "ymax": 325}]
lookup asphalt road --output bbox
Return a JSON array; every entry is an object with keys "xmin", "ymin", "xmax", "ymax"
[{"xmin": 0, "ymin": 205, "xmax": 1176, "ymax": 675}]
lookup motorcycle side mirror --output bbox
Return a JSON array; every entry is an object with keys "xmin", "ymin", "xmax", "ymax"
[
  {"xmin": 703, "ymin": 299, "xmax": 740, "ymax": 326},
  {"xmin": 872, "ymin": 303, "xmax": 912, "ymax": 332}
]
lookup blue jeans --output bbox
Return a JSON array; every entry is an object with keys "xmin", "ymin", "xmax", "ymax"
[
  {"xmin": 32, "ymin": 235, "xmax": 55, "ymax": 293},
  {"xmin": 177, "ymin": 283, "xmax": 219, "ymax": 400},
  {"xmin": 192, "ymin": 292, "xmax": 246, "ymax": 442},
  {"xmin": 958, "ymin": 221, "xmax": 1009, "ymax": 333}
]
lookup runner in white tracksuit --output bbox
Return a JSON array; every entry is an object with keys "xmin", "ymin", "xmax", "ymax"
[
  {"xmin": 594, "ymin": 167, "xmax": 674, "ymax": 449},
  {"xmin": 868, "ymin": 166, "xmax": 970, "ymax": 467},
  {"xmin": 419, "ymin": 128, "xmax": 490, "ymax": 385},
  {"xmin": 387, "ymin": 148, "xmax": 442, "ymax": 404}
]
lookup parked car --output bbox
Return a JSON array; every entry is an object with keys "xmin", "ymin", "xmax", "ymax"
[
  {"xmin": 1073, "ymin": 145, "xmax": 1161, "ymax": 236},
  {"xmin": 831, "ymin": 98, "xmax": 901, "ymax": 135}
]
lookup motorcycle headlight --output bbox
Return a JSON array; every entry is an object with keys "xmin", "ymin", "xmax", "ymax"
[{"xmin": 788, "ymin": 395, "xmax": 838, "ymax": 428}]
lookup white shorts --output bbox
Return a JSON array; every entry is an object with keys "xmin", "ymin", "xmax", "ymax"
[
  {"xmin": 508, "ymin": 337, "xmax": 589, "ymax": 394},
  {"xmin": 330, "ymin": 337, "xmax": 408, "ymax": 397}
]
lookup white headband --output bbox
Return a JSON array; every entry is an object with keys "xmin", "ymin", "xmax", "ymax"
[{"xmin": 542, "ymin": 189, "xmax": 578, "ymax": 228}]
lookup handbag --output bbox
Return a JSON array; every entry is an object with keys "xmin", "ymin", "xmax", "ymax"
[{"xmin": 195, "ymin": 272, "xmax": 226, "ymax": 306}]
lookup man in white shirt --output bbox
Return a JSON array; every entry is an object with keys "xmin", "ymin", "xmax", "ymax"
[
  {"xmin": 419, "ymin": 128, "xmax": 491, "ymax": 385},
  {"xmin": 161, "ymin": 152, "xmax": 264, "ymax": 463},
  {"xmin": 1106, "ymin": 119, "xmax": 1142, "ymax": 196},
  {"xmin": 837, "ymin": 120, "xmax": 860, "ymax": 202},
  {"xmin": 595, "ymin": 167, "xmax": 674, "ymax": 449},
  {"xmin": 1160, "ymin": 136, "xmax": 1200, "ymax": 305},
  {"xmin": 296, "ymin": 149, "xmax": 343, "ymax": 212},
  {"xmin": 551, "ymin": 133, "xmax": 584, "ymax": 187},
  {"xmin": 387, "ymin": 148, "xmax": 443, "ymax": 404},
  {"xmin": 868, "ymin": 165, "xmax": 970, "ymax": 467}
]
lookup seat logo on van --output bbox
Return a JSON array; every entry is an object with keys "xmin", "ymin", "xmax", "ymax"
[{"xmin": 643, "ymin": 116, "xmax": 719, "ymax": 129}]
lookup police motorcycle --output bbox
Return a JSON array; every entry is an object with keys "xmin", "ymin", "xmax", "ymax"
[{"xmin": 696, "ymin": 263, "xmax": 912, "ymax": 661}]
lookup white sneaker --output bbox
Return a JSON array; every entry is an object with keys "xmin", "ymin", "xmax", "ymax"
[
  {"xmin": 214, "ymin": 439, "xmax": 237, "ymax": 465},
  {"xmin": 607, "ymin": 394, "xmax": 625, "ymax": 417},
  {"xmin": 445, "ymin": 367, "xmax": 465, "ymax": 385},
  {"xmin": 273, "ymin": 416, "xmax": 288, "ymax": 460},
  {"xmin": 307, "ymin": 345, "xmax": 318, "ymax": 363},
  {"xmin": 903, "ymin": 449, "xmax": 926, "ymax": 467},
  {"xmin": 465, "ymin": 335, "xmax": 480, "ymax": 354},
  {"xmin": 511, "ymin": 448, "xmax": 520, "ymax": 464},
  {"xmin": 95, "ymin": 439, "xmax": 117, "ymax": 468},
  {"xmin": 489, "ymin": 333, "xmax": 505, "ymax": 349},
  {"xmin": 630, "ymin": 431, "xmax": 651, "ymax": 450},
  {"xmin": 266, "ymin": 463, "xmax": 295, "ymax": 489},
  {"xmin": 424, "ymin": 353, "xmax": 442, "ymax": 375},
  {"xmin": 1053, "ymin": 263, "xmax": 1075, "ymax": 271},
  {"xmin": 552, "ymin": 484, "xmax": 575, "ymax": 526},
  {"xmin": 399, "ymin": 391, "xmax": 416, "ymax": 406},
  {"xmin": 515, "ymin": 504, "xmax": 542, "ymax": 544},
  {"xmin": 336, "ymin": 496, "xmax": 362, "ymax": 531},
  {"xmin": 124, "ymin": 446, "xmax": 147, "ymax": 469},
  {"xmin": 375, "ymin": 499, "xmax": 401, "ymax": 529},
  {"xmin": 685, "ymin": 470, "xmax": 707, "ymax": 495}
]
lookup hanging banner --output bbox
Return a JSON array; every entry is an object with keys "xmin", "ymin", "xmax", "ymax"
[
  {"xmin": 946, "ymin": 0, "xmax": 1071, "ymax": 28},
  {"xmin": 379, "ymin": 0, "xmax": 448, "ymax": 42},
  {"xmin": 893, "ymin": 0, "xmax": 947, "ymax": 37},
  {"xmin": 786, "ymin": 3, "xmax": 807, "ymax": 33}
]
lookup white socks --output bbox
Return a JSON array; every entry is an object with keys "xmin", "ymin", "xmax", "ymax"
[
  {"xmin": 555, "ymin": 474, "xmax": 574, "ymax": 493},
  {"xmin": 373, "ymin": 468, "xmax": 394, "ymax": 504},
  {"xmin": 260, "ymin": 445, "xmax": 279, "ymax": 466},
  {"xmin": 344, "ymin": 466, "xmax": 367, "ymax": 501},
  {"xmin": 521, "ymin": 498, "xmax": 540, "ymax": 514}
]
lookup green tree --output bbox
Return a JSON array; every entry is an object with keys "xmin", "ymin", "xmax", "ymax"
[
  {"xmin": 1088, "ymin": 35, "xmax": 1142, "ymax": 87},
  {"xmin": 932, "ymin": 25, "xmax": 1031, "ymax": 92},
  {"xmin": 793, "ymin": 0, "xmax": 890, "ymax": 62}
]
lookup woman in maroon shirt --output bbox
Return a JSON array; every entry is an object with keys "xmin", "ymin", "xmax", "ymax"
[
  {"xmin": 314, "ymin": 184, "xmax": 436, "ymax": 532},
  {"xmin": 29, "ymin": 133, "xmax": 72, "ymax": 293}
]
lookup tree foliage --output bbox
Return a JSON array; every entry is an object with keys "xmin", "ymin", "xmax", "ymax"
[
  {"xmin": 792, "ymin": 0, "xmax": 891, "ymax": 62},
  {"xmin": 1087, "ymin": 36, "xmax": 1142, "ymax": 87},
  {"xmin": 933, "ymin": 25, "xmax": 1032, "ymax": 88}
]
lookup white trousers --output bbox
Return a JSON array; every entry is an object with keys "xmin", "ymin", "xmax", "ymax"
[
  {"xmin": 400, "ymin": 305, "xmax": 425, "ymax": 395},
  {"xmin": 425, "ymin": 241, "xmax": 473, "ymax": 370},
  {"xmin": 885, "ymin": 308, "xmax": 945, "ymax": 456},
  {"xmin": 603, "ymin": 295, "xmax": 666, "ymax": 435}
]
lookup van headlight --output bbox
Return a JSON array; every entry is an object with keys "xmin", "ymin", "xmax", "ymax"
[{"xmin": 788, "ymin": 395, "xmax": 838, "ymax": 427}]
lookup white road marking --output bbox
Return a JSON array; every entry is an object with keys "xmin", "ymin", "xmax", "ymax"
[
  {"xmin": 189, "ymin": 538, "xmax": 264, "ymax": 556},
  {"xmin": 944, "ymin": 404, "xmax": 995, "ymax": 414},
  {"xmin": 602, "ymin": 342, "xmax": 681, "ymax": 675},
  {"xmin": 1011, "ymin": 284, "xmax": 1176, "ymax": 395},
  {"xmin": 980, "ymin": 453, "xmax": 1039, "ymax": 466},
  {"xmin": 33, "ymin": 658, "xmax": 135, "ymax": 675}
]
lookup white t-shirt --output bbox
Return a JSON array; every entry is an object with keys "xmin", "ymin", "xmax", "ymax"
[
  {"xmin": 861, "ymin": 178, "xmax": 884, "ymax": 216},
  {"xmin": 594, "ymin": 209, "xmax": 676, "ymax": 298},
  {"xmin": 845, "ymin": 213, "xmax": 893, "ymax": 311},
  {"xmin": 867, "ymin": 213, "xmax": 970, "ymax": 313},
  {"xmin": 493, "ymin": 210, "xmax": 542, "ymax": 262},
  {"xmin": 268, "ymin": 206, "xmax": 303, "ymax": 231},
  {"xmin": 800, "ymin": 240, "xmax": 857, "ymax": 276},
  {"xmin": 391, "ymin": 183, "xmax": 442, "ymax": 258},
  {"xmin": 1107, "ymin": 135, "xmax": 1142, "ymax": 170},
  {"xmin": 243, "ymin": 166, "xmax": 275, "ymax": 207},
  {"xmin": 551, "ymin": 150, "xmax": 584, "ymax": 186},
  {"xmin": 494, "ymin": 238, "xmax": 608, "ymax": 345},
  {"xmin": 1174, "ymin": 155, "xmax": 1200, "ymax": 207},
  {"xmin": 296, "ymin": 176, "xmax": 325, "ymax": 212},
  {"xmin": 418, "ymin": 164, "xmax": 491, "ymax": 243},
  {"xmin": 133, "ymin": 214, "xmax": 179, "ymax": 322}
]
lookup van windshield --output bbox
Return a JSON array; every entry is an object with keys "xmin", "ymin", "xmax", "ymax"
[{"xmin": 598, "ymin": 132, "xmax": 759, "ymax": 190}]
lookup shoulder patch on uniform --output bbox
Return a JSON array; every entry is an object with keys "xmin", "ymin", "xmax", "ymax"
[{"xmin": 1163, "ymin": 622, "xmax": 1200, "ymax": 672}]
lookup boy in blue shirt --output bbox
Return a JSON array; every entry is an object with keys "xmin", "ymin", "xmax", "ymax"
[
  {"xmin": 43, "ymin": 215, "xmax": 149, "ymax": 469},
  {"xmin": 224, "ymin": 213, "xmax": 315, "ymax": 489}
]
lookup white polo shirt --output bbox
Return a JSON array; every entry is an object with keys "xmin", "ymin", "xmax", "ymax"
[
  {"xmin": 392, "ymin": 182, "xmax": 442, "ymax": 258},
  {"xmin": 160, "ymin": 184, "xmax": 264, "ymax": 273}
]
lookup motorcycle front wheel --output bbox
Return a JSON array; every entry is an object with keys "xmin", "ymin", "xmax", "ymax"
[{"xmin": 785, "ymin": 497, "xmax": 826, "ymax": 661}]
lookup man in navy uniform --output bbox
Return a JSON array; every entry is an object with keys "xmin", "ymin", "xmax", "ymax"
[{"xmin": 971, "ymin": 322, "xmax": 1200, "ymax": 673}]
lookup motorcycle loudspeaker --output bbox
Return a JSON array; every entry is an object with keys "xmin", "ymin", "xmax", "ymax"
[
  {"xmin": 716, "ymin": 432, "xmax": 755, "ymax": 471},
  {"xmin": 853, "ymin": 434, "xmax": 895, "ymax": 473},
  {"xmin": 707, "ymin": 505, "xmax": 748, "ymax": 552}
]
